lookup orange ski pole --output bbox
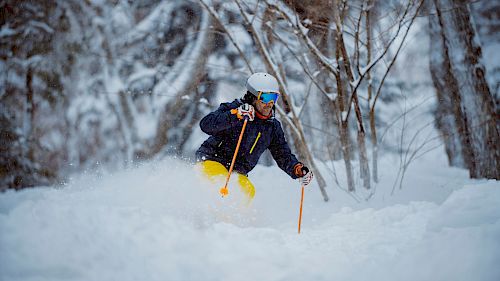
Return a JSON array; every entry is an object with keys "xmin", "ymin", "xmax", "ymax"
[
  {"xmin": 298, "ymin": 185, "xmax": 305, "ymax": 234},
  {"xmin": 220, "ymin": 118, "xmax": 248, "ymax": 197}
]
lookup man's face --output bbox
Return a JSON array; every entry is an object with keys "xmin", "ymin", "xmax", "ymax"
[{"xmin": 253, "ymin": 99, "xmax": 274, "ymax": 116}]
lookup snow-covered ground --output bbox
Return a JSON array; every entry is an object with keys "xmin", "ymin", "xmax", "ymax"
[{"xmin": 1, "ymin": 151, "xmax": 499, "ymax": 281}]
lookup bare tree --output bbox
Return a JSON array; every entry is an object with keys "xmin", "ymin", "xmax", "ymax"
[
  {"xmin": 429, "ymin": 0, "xmax": 500, "ymax": 179},
  {"xmin": 261, "ymin": 0, "xmax": 425, "ymax": 193}
]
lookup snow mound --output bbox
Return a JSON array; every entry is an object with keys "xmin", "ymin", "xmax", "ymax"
[{"xmin": 0, "ymin": 158, "xmax": 499, "ymax": 281}]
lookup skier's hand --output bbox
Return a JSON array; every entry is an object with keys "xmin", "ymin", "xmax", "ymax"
[
  {"xmin": 233, "ymin": 103, "xmax": 255, "ymax": 121},
  {"xmin": 294, "ymin": 163, "xmax": 314, "ymax": 187}
]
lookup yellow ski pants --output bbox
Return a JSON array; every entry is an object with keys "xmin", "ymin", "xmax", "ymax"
[{"xmin": 197, "ymin": 160, "xmax": 255, "ymax": 201}]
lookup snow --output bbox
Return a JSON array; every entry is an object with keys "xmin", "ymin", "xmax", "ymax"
[
  {"xmin": 2, "ymin": 1, "xmax": 500, "ymax": 280},
  {"xmin": 28, "ymin": 20, "xmax": 54, "ymax": 34},
  {"xmin": 1, "ymin": 151, "xmax": 499, "ymax": 281},
  {"xmin": 0, "ymin": 24, "xmax": 17, "ymax": 38},
  {"xmin": 226, "ymin": 24, "xmax": 254, "ymax": 48},
  {"xmin": 135, "ymin": 114, "xmax": 157, "ymax": 140},
  {"xmin": 341, "ymin": 110, "xmax": 348, "ymax": 121}
]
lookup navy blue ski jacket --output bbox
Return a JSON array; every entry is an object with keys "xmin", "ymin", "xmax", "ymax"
[{"xmin": 196, "ymin": 99, "xmax": 300, "ymax": 179}]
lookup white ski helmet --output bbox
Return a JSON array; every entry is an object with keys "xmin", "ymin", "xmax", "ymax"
[{"xmin": 245, "ymin": 72, "xmax": 280, "ymax": 96}]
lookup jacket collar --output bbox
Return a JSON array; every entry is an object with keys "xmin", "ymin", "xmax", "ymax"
[{"xmin": 255, "ymin": 109, "xmax": 272, "ymax": 120}]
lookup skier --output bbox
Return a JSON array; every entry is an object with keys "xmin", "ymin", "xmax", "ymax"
[{"xmin": 196, "ymin": 72, "xmax": 313, "ymax": 201}]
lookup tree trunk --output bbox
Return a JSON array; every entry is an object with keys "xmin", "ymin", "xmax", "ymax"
[
  {"xmin": 334, "ymin": 34, "xmax": 356, "ymax": 192},
  {"xmin": 429, "ymin": 0, "xmax": 500, "ymax": 179},
  {"xmin": 369, "ymin": 109, "xmax": 378, "ymax": 183},
  {"xmin": 26, "ymin": 67, "xmax": 35, "ymax": 162},
  {"xmin": 333, "ymin": 2, "xmax": 371, "ymax": 190},
  {"xmin": 366, "ymin": 0, "xmax": 379, "ymax": 183},
  {"xmin": 151, "ymin": 5, "xmax": 212, "ymax": 157},
  {"xmin": 429, "ymin": 7, "xmax": 469, "ymax": 168},
  {"xmin": 340, "ymin": 121, "xmax": 355, "ymax": 192}
]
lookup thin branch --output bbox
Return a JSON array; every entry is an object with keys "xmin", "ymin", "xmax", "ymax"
[
  {"xmin": 198, "ymin": 0, "xmax": 254, "ymax": 73},
  {"xmin": 265, "ymin": 1, "xmax": 339, "ymax": 76},
  {"xmin": 372, "ymin": 0, "xmax": 424, "ymax": 110},
  {"xmin": 348, "ymin": 0, "xmax": 420, "ymax": 119},
  {"xmin": 354, "ymin": 1, "xmax": 365, "ymax": 77}
]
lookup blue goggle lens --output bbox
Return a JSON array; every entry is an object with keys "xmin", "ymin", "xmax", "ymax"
[{"xmin": 258, "ymin": 92, "xmax": 279, "ymax": 103}]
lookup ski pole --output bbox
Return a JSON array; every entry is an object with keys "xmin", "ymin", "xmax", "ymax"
[
  {"xmin": 298, "ymin": 184, "xmax": 305, "ymax": 234},
  {"xmin": 220, "ymin": 117, "xmax": 248, "ymax": 197}
]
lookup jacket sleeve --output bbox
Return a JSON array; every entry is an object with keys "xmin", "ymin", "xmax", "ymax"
[
  {"xmin": 269, "ymin": 120, "xmax": 300, "ymax": 179},
  {"xmin": 199, "ymin": 101, "xmax": 241, "ymax": 135}
]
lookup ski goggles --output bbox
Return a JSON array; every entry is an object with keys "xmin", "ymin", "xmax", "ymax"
[{"xmin": 257, "ymin": 91, "xmax": 280, "ymax": 104}]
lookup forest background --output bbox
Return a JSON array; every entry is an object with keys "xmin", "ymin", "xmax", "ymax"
[{"xmin": 1, "ymin": 0, "xmax": 498, "ymax": 198}]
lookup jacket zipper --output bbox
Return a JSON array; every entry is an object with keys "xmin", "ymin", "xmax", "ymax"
[{"xmin": 249, "ymin": 132, "xmax": 261, "ymax": 154}]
